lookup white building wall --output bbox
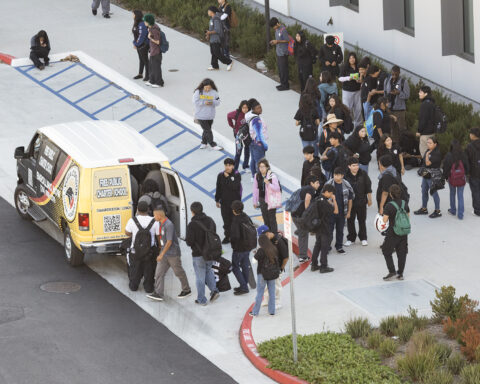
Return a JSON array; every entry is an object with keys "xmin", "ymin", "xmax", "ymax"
[{"xmin": 261, "ymin": 0, "xmax": 480, "ymax": 104}]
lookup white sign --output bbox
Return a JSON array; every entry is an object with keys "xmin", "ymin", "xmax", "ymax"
[
  {"xmin": 283, "ymin": 210, "xmax": 292, "ymax": 241},
  {"xmin": 325, "ymin": 32, "xmax": 344, "ymax": 53}
]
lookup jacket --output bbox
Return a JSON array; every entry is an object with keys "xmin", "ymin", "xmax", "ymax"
[
  {"xmin": 294, "ymin": 33, "xmax": 317, "ymax": 68},
  {"xmin": 215, "ymin": 170, "xmax": 242, "ymax": 203},
  {"xmin": 253, "ymin": 171, "xmax": 282, "ymax": 210},
  {"xmin": 186, "ymin": 213, "xmax": 216, "ymax": 256},
  {"xmin": 133, "ymin": 21, "xmax": 148, "ymax": 47},
  {"xmin": 345, "ymin": 169, "xmax": 372, "ymax": 206},
  {"xmin": 254, "ymin": 248, "xmax": 279, "ymax": 276},
  {"xmin": 339, "ymin": 63, "xmax": 361, "ymax": 92},
  {"xmin": 443, "ymin": 152, "xmax": 469, "ymax": 181},
  {"xmin": 230, "ymin": 212, "xmax": 252, "ymax": 252},
  {"xmin": 245, "ymin": 111, "xmax": 268, "ymax": 150},
  {"xmin": 466, "ymin": 139, "xmax": 480, "ymax": 178},
  {"xmin": 422, "ymin": 146, "xmax": 442, "ymax": 169},
  {"xmin": 318, "ymin": 43, "xmax": 343, "ymax": 76},
  {"xmin": 227, "ymin": 110, "xmax": 246, "ymax": 136},
  {"xmin": 318, "ymin": 127, "xmax": 344, "ymax": 154},
  {"xmin": 325, "ymin": 179, "xmax": 355, "ymax": 215},
  {"xmin": 209, "ymin": 14, "xmax": 224, "ymax": 44},
  {"xmin": 318, "ymin": 82, "xmax": 338, "ymax": 109},
  {"xmin": 384, "ymin": 75, "xmax": 410, "ymax": 111},
  {"xmin": 193, "ymin": 89, "xmax": 220, "ymax": 120},
  {"xmin": 148, "ymin": 24, "xmax": 161, "ymax": 56},
  {"xmin": 418, "ymin": 97, "xmax": 436, "ymax": 135},
  {"xmin": 344, "ymin": 130, "xmax": 371, "ymax": 165},
  {"xmin": 301, "ymin": 156, "xmax": 321, "ymax": 186}
]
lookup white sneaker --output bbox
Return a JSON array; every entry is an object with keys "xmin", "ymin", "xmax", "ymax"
[
  {"xmin": 207, "ymin": 66, "xmax": 218, "ymax": 71},
  {"xmin": 227, "ymin": 62, "xmax": 233, "ymax": 71},
  {"xmin": 211, "ymin": 145, "xmax": 223, "ymax": 151},
  {"xmin": 250, "ymin": 177, "xmax": 254, "ymax": 182},
  {"xmin": 344, "ymin": 240, "xmax": 353, "ymax": 247},
  {"xmin": 362, "ymin": 240, "xmax": 368, "ymax": 246},
  {"xmin": 150, "ymin": 84, "xmax": 160, "ymax": 88},
  {"xmin": 275, "ymin": 303, "xmax": 282, "ymax": 310},
  {"xmin": 199, "ymin": 144, "xmax": 207, "ymax": 149},
  {"xmin": 145, "ymin": 82, "xmax": 152, "ymax": 86}
]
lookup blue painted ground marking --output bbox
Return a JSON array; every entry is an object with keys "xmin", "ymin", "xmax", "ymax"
[
  {"xmin": 74, "ymin": 83, "xmax": 111, "ymax": 104},
  {"xmin": 140, "ymin": 117, "xmax": 167, "ymax": 134},
  {"xmin": 188, "ymin": 154, "xmax": 228, "ymax": 179},
  {"xmin": 156, "ymin": 129, "xmax": 186, "ymax": 148},
  {"xmin": 92, "ymin": 94, "xmax": 129, "ymax": 115},
  {"xmin": 176, "ymin": 171, "xmax": 215, "ymax": 200},
  {"xmin": 170, "ymin": 146, "xmax": 199, "ymax": 165},
  {"xmin": 242, "ymin": 193, "xmax": 253, "ymax": 203},
  {"xmin": 57, "ymin": 73, "xmax": 94, "ymax": 93},
  {"xmin": 40, "ymin": 63, "xmax": 76, "ymax": 83},
  {"xmin": 120, "ymin": 105, "xmax": 148, "ymax": 121}
]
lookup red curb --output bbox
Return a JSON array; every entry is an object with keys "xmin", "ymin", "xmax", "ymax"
[
  {"xmin": 0, "ymin": 52, "xmax": 16, "ymax": 65},
  {"xmin": 239, "ymin": 236, "xmax": 312, "ymax": 384}
]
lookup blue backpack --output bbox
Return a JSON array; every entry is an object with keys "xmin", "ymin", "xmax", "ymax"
[
  {"xmin": 365, "ymin": 109, "xmax": 383, "ymax": 137},
  {"xmin": 160, "ymin": 30, "xmax": 169, "ymax": 53}
]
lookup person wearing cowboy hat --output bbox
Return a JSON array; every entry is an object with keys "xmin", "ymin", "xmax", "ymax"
[{"xmin": 318, "ymin": 113, "xmax": 345, "ymax": 155}]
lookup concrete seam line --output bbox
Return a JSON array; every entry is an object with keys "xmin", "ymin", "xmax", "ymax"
[{"xmin": 239, "ymin": 236, "xmax": 311, "ymax": 384}]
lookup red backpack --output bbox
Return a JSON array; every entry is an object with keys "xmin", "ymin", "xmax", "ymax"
[
  {"xmin": 279, "ymin": 26, "xmax": 295, "ymax": 56},
  {"xmin": 449, "ymin": 161, "xmax": 466, "ymax": 187}
]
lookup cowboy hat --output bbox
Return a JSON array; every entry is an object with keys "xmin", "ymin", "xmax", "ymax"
[{"xmin": 323, "ymin": 113, "xmax": 343, "ymax": 127}]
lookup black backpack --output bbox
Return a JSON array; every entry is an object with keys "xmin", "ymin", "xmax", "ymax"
[
  {"xmin": 150, "ymin": 193, "xmax": 168, "ymax": 216},
  {"xmin": 236, "ymin": 122, "xmax": 252, "ymax": 146},
  {"xmin": 261, "ymin": 250, "xmax": 280, "ymax": 281},
  {"xmin": 241, "ymin": 217, "xmax": 257, "ymax": 251},
  {"xmin": 300, "ymin": 198, "xmax": 322, "ymax": 232},
  {"xmin": 132, "ymin": 217, "xmax": 155, "ymax": 261},
  {"xmin": 299, "ymin": 114, "xmax": 318, "ymax": 141},
  {"xmin": 195, "ymin": 220, "xmax": 222, "ymax": 261},
  {"xmin": 433, "ymin": 105, "xmax": 447, "ymax": 134}
]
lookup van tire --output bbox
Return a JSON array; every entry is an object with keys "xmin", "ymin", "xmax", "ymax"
[
  {"xmin": 14, "ymin": 184, "xmax": 33, "ymax": 221},
  {"xmin": 64, "ymin": 227, "xmax": 84, "ymax": 267}
]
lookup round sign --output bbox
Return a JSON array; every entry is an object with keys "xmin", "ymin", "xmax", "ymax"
[{"xmin": 62, "ymin": 166, "xmax": 79, "ymax": 222}]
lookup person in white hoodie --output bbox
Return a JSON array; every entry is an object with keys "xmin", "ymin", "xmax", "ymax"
[{"xmin": 193, "ymin": 78, "xmax": 223, "ymax": 150}]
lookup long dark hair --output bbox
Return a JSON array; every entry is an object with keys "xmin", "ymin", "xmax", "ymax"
[
  {"xmin": 258, "ymin": 234, "xmax": 278, "ymax": 264},
  {"xmin": 320, "ymin": 70, "xmax": 333, "ymax": 85},
  {"xmin": 237, "ymin": 100, "xmax": 249, "ymax": 113},
  {"xmin": 133, "ymin": 10, "xmax": 143, "ymax": 30},
  {"xmin": 299, "ymin": 93, "xmax": 315, "ymax": 116},
  {"xmin": 327, "ymin": 94, "xmax": 350, "ymax": 117},
  {"xmin": 194, "ymin": 78, "xmax": 218, "ymax": 93},
  {"xmin": 303, "ymin": 77, "xmax": 320, "ymax": 101},
  {"xmin": 450, "ymin": 139, "xmax": 463, "ymax": 167},
  {"xmin": 342, "ymin": 52, "xmax": 358, "ymax": 72},
  {"xmin": 34, "ymin": 30, "xmax": 50, "ymax": 47},
  {"xmin": 378, "ymin": 134, "xmax": 392, "ymax": 154}
]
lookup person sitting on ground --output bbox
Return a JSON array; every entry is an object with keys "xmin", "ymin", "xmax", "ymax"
[
  {"xmin": 30, "ymin": 30, "xmax": 50, "ymax": 70},
  {"xmin": 138, "ymin": 179, "xmax": 170, "ymax": 217}
]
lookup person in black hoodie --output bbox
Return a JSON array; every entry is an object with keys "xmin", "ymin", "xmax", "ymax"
[
  {"xmin": 185, "ymin": 202, "xmax": 220, "ymax": 305},
  {"xmin": 417, "ymin": 86, "xmax": 436, "ymax": 157},
  {"xmin": 344, "ymin": 126, "xmax": 371, "ymax": 174},
  {"xmin": 301, "ymin": 145, "xmax": 325, "ymax": 186},
  {"xmin": 230, "ymin": 200, "xmax": 252, "ymax": 295},
  {"xmin": 466, "ymin": 128, "xmax": 480, "ymax": 217},
  {"xmin": 344, "ymin": 157, "xmax": 372, "ymax": 247},
  {"xmin": 318, "ymin": 35, "xmax": 343, "ymax": 78},
  {"xmin": 443, "ymin": 139, "xmax": 469, "ymax": 220},
  {"xmin": 215, "ymin": 158, "xmax": 242, "ymax": 244},
  {"xmin": 294, "ymin": 30, "xmax": 317, "ymax": 92},
  {"xmin": 339, "ymin": 52, "xmax": 362, "ymax": 130},
  {"xmin": 30, "ymin": 30, "xmax": 50, "ymax": 70}
]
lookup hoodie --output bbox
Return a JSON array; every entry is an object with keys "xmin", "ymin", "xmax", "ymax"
[
  {"xmin": 186, "ymin": 213, "xmax": 217, "ymax": 257},
  {"xmin": 215, "ymin": 170, "xmax": 242, "ymax": 204},
  {"xmin": 466, "ymin": 139, "xmax": 480, "ymax": 178},
  {"xmin": 245, "ymin": 110, "xmax": 268, "ymax": 150},
  {"xmin": 293, "ymin": 31, "xmax": 316, "ymax": 67},
  {"xmin": 193, "ymin": 89, "xmax": 220, "ymax": 120},
  {"xmin": 344, "ymin": 128, "xmax": 371, "ymax": 165},
  {"xmin": 230, "ymin": 212, "xmax": 252, "ymax": 252},
  {"xmin": 418, "ymin": 96, "xmax": 436, "ymax": 135},
  {"xmin": 209, "ymin": 13, "xmax": 224, "ymax": 45}
]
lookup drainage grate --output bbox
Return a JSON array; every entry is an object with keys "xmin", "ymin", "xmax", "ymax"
[
  {"xmin": 40, "ymin": 282, "xmax": 81, "ymax": 294},
  {"xmin": 168, "ymin": 69, "xmax": 179, "ymax": 72}
]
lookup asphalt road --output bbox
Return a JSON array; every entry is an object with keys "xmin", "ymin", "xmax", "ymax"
[{"xmin": 0, "ymin": 197, "xmax": 236, "ymax": 384}]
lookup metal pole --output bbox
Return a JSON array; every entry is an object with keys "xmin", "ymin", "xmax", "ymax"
[
  {"xmin": 288, "ymin": 238, "xmax": 298, "ymax": 363},
  {"xmin": 265, "ymin": 0, "xmax": 271, "ymax": 51}
]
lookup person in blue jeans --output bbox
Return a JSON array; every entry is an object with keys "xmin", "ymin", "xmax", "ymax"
[
  {"xmin": 229, "ymin": 200, "xmax": 252, "ymax": 295},
  {"xmin": 250, "ymin": 234, "xmax": 278, "ymax": 316},
  {"xmin": 245, "ymin": 99, "xmax": 268, "ymax": 180},
  {"xmin": 443, "ymin": 140, "xmax": 469, "ymax": 220},
  {"xmin": 466, "ymin": 128, "xmax": 480, "ymax": 217},
  {"xmin": 185, "ymin": 202, "xmax": 220, "ymax": 305}
]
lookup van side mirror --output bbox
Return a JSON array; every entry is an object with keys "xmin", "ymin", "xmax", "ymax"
[{"xmin": 14, "ymin": 146, "xmax": 26, "ymax": 159}]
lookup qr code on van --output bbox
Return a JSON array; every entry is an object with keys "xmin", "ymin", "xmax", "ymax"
[{"xmin": 103, "ymin": 214, "xmax": 121, "ymax": 233}]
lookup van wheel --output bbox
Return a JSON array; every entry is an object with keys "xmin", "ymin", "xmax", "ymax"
[
  {"xmin": 64, "ymin": 227, "xmax": 84, "ymax": 267},
  {"xmin": 14, "ymin": 184, "xmax": 32, "ymax": 221}
]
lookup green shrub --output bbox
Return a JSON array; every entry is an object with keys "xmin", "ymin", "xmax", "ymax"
[
  {"xmin": 397, "ymin": 321, "xmax": 415, "ymax": 343},
  {"xmin": 380, "ymin": 316, "xmax": 399, "ymax": 337},
  {"xmin": 407, "ymin": 306, "xmax": 430, "ymax": 330},
  {"xmin": 367, "ymin": 331, "xmax": 384, "ymax": 350},
  {"xmin": 460, "ymin": 364, "xmax": 480, "ymax": 384},
  {"xmin": 378, "ymin": 338, "xmax": 397, "ymax": 358},
  {"xmin": 446, "ymin": 353, "xmax": 466, "ymax": 375},
  {"xmin": 431, "ymin": 342, "xmax": 452, "ymax": 364},
  {"xmin": 397, "ymin": 349, "xmax": 440, "ymax": 382},
  {"xmin": 410, "ymin": 331, "xmax": 437, "ymax": 353},
  {"xmin": 431, "ymin": 286, "xmax": 479, "ymax": 322},
  {"xmin": 423, "ymin": 369, "xmax": 454, "ymax": 384},
  {"xmin": 345, "ymin": 317, "xmax": 372, "ymax": 339}
]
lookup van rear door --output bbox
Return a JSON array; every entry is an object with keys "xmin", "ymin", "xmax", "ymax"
[
  {"xmin": 161, "ymin": 168, "xmax": 188, "ymax": 239},
  {"xmin": 91, "ymin": 166, "xmax": 132, "ymax": 242}
]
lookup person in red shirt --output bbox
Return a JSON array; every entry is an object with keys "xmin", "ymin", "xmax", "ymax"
[{"xmin": 227, "ymin": 100, "xmax": 250, "ymax": 170}]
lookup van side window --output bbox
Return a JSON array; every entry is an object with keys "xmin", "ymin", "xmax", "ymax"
[
  {"xmin": 166, "ymin": 174, "xmax": 179, "ymax": 197},
  {"xmin": 53, "ymin": 151, "xmax": 68, "ymax": 180},
  {"xmin": 28, "ymin": 134, "xmax": 42, "ymax": 161}
]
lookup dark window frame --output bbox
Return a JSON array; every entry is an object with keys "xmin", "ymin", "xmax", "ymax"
[{"xmin": 462, "ymin": 0, "xmax": 475, "ymax": 61}]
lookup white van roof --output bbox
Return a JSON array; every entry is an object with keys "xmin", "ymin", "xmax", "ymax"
[{"xmin": 38, "ymin": 120, "xmax": 169, "ymax": 168}]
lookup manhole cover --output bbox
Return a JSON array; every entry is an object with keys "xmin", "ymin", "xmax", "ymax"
[
  {"xmin": 40, "ymin": 282, "xmax": 81, "ymax": 294},
  {"xmin": 0, "ymin": 305, "xmax": 25, "ymax": 325},
  {"xmin": 168, "ymin": 69, "xmax": 179, "ymax": 72}
]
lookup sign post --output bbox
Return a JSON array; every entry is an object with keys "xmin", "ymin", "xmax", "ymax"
[{"xmin": 283, "ymin": 210, "xmax": 298, "ymax": 363}]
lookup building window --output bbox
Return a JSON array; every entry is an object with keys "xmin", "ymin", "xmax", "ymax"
[
  {"xmin": 383, "ymin": 0, "xmax": 414, "ymax": 36},
  {"xmin": 347, "ymin": 0, "xmax": 359, "ymax": 11},
  {"xmin": 441, "ymin": 0, "xmax": 475, "ymax": 62},
  {"xmin": 463, "ymin": 0, "xmax": 474, "ymax": 56},
  {"xmin": 404, "ymin": 0, "xmax": 414, "ymax": 31},
  {"xmin": 329, "ymin": 0, "xmax": 359, "ymax": 12}
]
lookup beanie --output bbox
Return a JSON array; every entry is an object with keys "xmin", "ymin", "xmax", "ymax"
[{"xmin": 325, "ymin": 35, "xmax": 335, "ymax": 45}]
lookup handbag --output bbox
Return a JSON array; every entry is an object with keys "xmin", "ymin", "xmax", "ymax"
[{"xmin": 417, "ymin": 167, "xmax": 431, "ymax": 179}]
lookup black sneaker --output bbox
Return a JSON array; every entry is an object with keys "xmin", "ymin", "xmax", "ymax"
[
  {"xmin": 320, "ymin": 266, "xmax": 334, "ymax": 273},
  {"xmin": 133, "ymin": 74, "xmax": 143, "ymax": 80},
  {"xmin": 146, "ymin": 292, "xmax": 164, "ymax": 301},
  {"xmin": 233, "ymin": 287, "xmax": 241, "ymax": 292},
  {"xmin": 311, "ymin": 265, "xmax": 320, "ymax": 272},
  {"xmin": 234, "ymin": 289, "xmax": 249, "ymax": 296},
  {"xmin": 383, "ymin": 273, "xmax": 397, "ymax": 281},
  {"xmin": 103, "ymin": 13, "xmax": 110, "ymax": 18},
  {"xmin": 397, "ymin": 274, "xmax": 404, "ymax": 280},
  {"xmin": 222, "ymin": 237, "xmax": 230, "ymax": 244},
  {"xmin": 299, "ymin": 256, "xmax": 309, "ymax": 263},
  {"xmin": 92, "ymin": 9, "xmax": 97, "ymax": 15},
  {"xmin": 210, "ymin": 291, "xmax": 220, "ymax": 302},
  {"xmin": 195, "ymin": 299, "xmax": 207, "ymax": 306},
  {"xmin": 414, "ymin": 208, "xmax": 428, "ymax": 215},
  {"xmin": 429, "ymin": 210, "xmax": 442, "ymax": 218},
  {"xmin": 337, "ymin": 248, "xmax": 346, "ymax": 254},
  {"xmin": 277, "ymin": 86, "xmax": 289, "ymax": 91},
  {"xmin": 178, "ymin": 290, "xmax": 192, "ymax": 298}
]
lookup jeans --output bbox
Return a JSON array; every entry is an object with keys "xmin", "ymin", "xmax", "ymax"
[
  {"xmin": 192, "ymin": 256, "xmax": 218, "ymax": 304},
  {"xmin": 232, "ymin": 251, "xmax": 250, "ymax": 291},
  {"xmin": 198, "ymin": 119, "xmax": 216, "ymax": 146},
  {"xmin": 449, "ymin": 183, "xmax": 465, "ymax": 219},
  {"xmin": 252, "ymin": 273, "xmax": 276, "ymax": 315},
  {"xmin": 293, "ymin": 217, "xmax": 309, "ymax": 258},
  {"xmin": 359, "ymin": 163, "xmax": 369, "ymax": 174},
  {"xmin": 330, "ymin": 214, "xmax": 346, "ymax": 250},
  {"xmin": 470, "ymin": 177, "xmax": 480, "ymax": 215},
  {"xmin": 301, "ymin": 139, "xmax": 319, "ymax": 157},
  {"xmin": 260, "ymin": 199, "xmax": 278, "ymax": 233},
  {"xmin": 250, "ymin": 142, "xmax": 266, "ymax": 177},
  {"xmin": 421, "ymin": 177, "xmax": 440, "ymax": 210},
  {"xmin": 234, "ymin": 141, "xmax": 250, "ymax": 170}
]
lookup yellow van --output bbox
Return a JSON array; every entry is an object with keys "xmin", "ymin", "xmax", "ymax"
[{"xmin": 14, "ymin": 121, "xmax": 187, "ymax": 266}]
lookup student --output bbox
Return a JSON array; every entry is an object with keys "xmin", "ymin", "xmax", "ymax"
[
  {"xmin": 132, "ymin": 10, "xmax": 149, "ymax": 81},
  {"xmin": 318, "ymin": 35, "xmax": 343, "ymax": 78},
  {"xmin": 321, "ymin": 131, "xmax": 349, "ymax": 179},
  {"xmin": 185, "ymin": 202, "xmax": 220, "ymax": 306},
  {"xmin": 310, "ymin": 184, "xmax": 337, "ymax": 273},
  {"xmin": 443, "ymin": 140, "xmax": 469, "ymax": 220},
  {"xmin": 253, "ymin": 159, "xmax": 281, "ymax": 233},
  {"xmin": 377, "ymin": 134, "xmax": 405, "ymax": 177},
  {"xmin": 361, "ymin": 65, "xmax": 384, "ymax": 116},
  {"xmin": 229, "ymin": 200, "xmax": 252, "ymax": 295},
  {"xmin": 301, "ymin": 145, "xmax": 325, "ymax": 186},
  {"xmin": 325, "ymin": 168, "xmax": 354, "ymax": 254},
  {"xmin": 318, "ymin": 71, "xmax": 338, "ymax": 120},
  {"xmin": 344, "ymin": 157, "xmax": 372, "ymax": 247},
  {"xmin": 344, "ymin": 127, "xmax": 371, "ymax": 174},
  {"xmin": 138, "ymin": 179, "xmax": 170, "ymax": 217},
  {"xmin": 245, "ymin": 98, "xmax": 268, "ymax": 178},
  {"xmin": 144, "ymin": 14, "xmax": 164, "ymax": 88},
  {"xmin": 215, "ymin": 158, "xmax": 242, "ymax": 243},
  {"xmin": 217, "ymin": 0, "xmax": 233, "ymax": 57},
  {"xmin": 318, "ymin": 114, "xmax": 344, "ymax": 156},
  {"xmin": 417, "ymin": 86, "xmax": 436, "ymax": 157},
  {"xmin": 377, "ymin": 155, "xmax": 400, "ymax": 215},
  {"xmin": 294, "ymin": 94, "xmax": 321, "ymax": 155},
  {"xmin": 466, "ymin": 127, "xmax": 480, "ymax": 217},
  {"xmin": 293, "ymin": 176, "xmax": 321, "ymax": 263},
  {"xmin": 227, "ymin": 100, "xmax": 250, "ymax": 170},
  {"xmin": 91, "ymin": 0, "xmax": 110, "ymax": 18},
  {"xmin": 384, "ymin": 65, "xmax": 410, "ymax": 142},
  {"xmin": 414, "ymin": 136, "xmax": 443, "ymax": 218},
  {"xmin": 206, "ymin": 6, "xmax": 233, "ymax": 71},
  {"xmin": 269, "ymin": 17, "xmax": 290, "ymax": 91},
  {"xmin": 125, "ymin": 201, "xmax": 158, "ymax": 293},
  {"xmin": 147, "ymin": 206, "xmax": 191, "ymax": 301},
  {"xmin": 339, "ymin": 52, "xmax": 362, "ymax": 129},
  {"xmin": 371, "ymin": 97, "xmax": 396, "ymax": 151},
  {"xmin": 193, "ymin": 78, "xmax": 223, "ymax": 150},
  {"xmin": 30, "ymin": 30, "xmax": 50, "ymax": 70},
  {"xmin": 382, "ymin": 184, "xmax": 410, "ymax": 281},
  {"xmin": 303, "ymin": 77, "xmax": 322, "ymax": 119},
  {"xmin": 249, "ymin": 234, "xmax": 279, "ymax": 316},
  {"xmin": 294, "ymin": 30, "xmax": 317, "ymax": 91},
  {"xmin": 326, "ymin": 94, "xmax": 353, "ymax": 134}
]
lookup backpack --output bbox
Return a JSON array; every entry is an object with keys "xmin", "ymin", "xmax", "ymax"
[
  {"xmin": 195, "ymin": 220, "xmax": 222, "ymax": 261},
  {"xmin": 241, "ymin": 217, "xmax": 258, "ymax": 251},
  {"xmin": 392, "ymin": 174, "xmax": 410, "ymax": 203},
  {"xmin": 285, "ymin": 188, "xmax": 304, "ymax": 215},
  {"xmin": 261, "ymin": 250, "xmax": 280, "ymax": 281},
  {"xmin": 334, "ymin": 145, "xmax": 350, "ymax": 172},
  {"xmin": 449, "ymin": 161, "xmax": 466, "ymax": 187},
  {"xmin": 299, "ymin": 114, "xmax": 318, "ymax": 141},
  {"xmin": 132, "ymin": 217, "xmax": 155, "ymax": 261},
  {"xmin": 300, "ymin": 199, "xmax": 322, "ymax": 232},
  {"xmin": 159, "ymin": 30, "xmax": 169, "ymax": 53},
  {"xmin": 236, "ymin": 123, "xmax": 252, "ymax": 146},
  {"xmin": 365, "ymin": 109, "xmax": 382, "ymax": 137},
  {"xmin": 389, "ymin": 201, "xmax": 411, "ymax": 236},
  {"xmin": 279, "ymin": 26, "xmax": 295, "ymax": 56},
  {"xmin": 139, "ymin": 192, "xmax": 168, "ymax": 216},
  {"xmin": 433, "ymin": 105, "xmax": 447, "ymax": 134}
]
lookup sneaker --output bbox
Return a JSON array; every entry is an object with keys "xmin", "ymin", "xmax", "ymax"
[
  {"xmin": 210, "ymin": 291, "xmax": 220, "ymax": 302},
  {"xmin": 361, "ymin": 240, "xmax": 368, "ymax": 246},
  {"xmin": 414, "ymin": 208, "xmax": 428, "ymax": 215},
  {"xmin": 337, "ymin": 248, "xmax": 346, "ymax": 254},
  {"xmin": 275, "ymin": 303, "xmax": 282, "ymax": 310},
  {"xmin": 344, "ymin": 240, "xmax": 354, "ymax": 247},
  {"xmin": 269, "ymin": 313, "xmax": 275, "ymax": 316},
  {"xmin": 227, "ymin": 62, "xmax": 233, "ymax": 71},
  {"xmin": 207, "ymin": 66, "xmax": 219, "ymax": 71},
  {"xmin": 145, "ymin": 82, "xmax": 152, "ymax": 86},
  {"xmin": 448, "ymin": 209, "xmax": 456, "ymax": 216},
  {"xmin": 320, "ymin": 266, "xmax": 334, "ymax": 273},
  {"xmin": 150, "ymin": 84, "xmax": 161, "ymax": 88},
  {"xmin": 211, "ymin": 145, "xmax": 223, "ymax": 151},
  {"xmin": 222, "ymin": 237, "xmax": 230, "ymax": 244},
  {"xmin": 234, "ymin": 289, "xmax": 249, "ymax": 296},
  {"xmin": 103, "ymin": 13, "xmax": 110, "ymax": 18},
  {"xmin": 177, "ymin": 290, "xmax": 192, "ymax": 298},
  {"xmin": 233, "ymin": 287, "xmax": 242, "ymax": 292},
  {"xmin": 38, "ymin": 65, "xmax": 45, "ymax": 70},
  {"xmin": 249, "ymin": 311, "xmax": 256, "ymax": 317},
  {"xmin": 397, "ymin": 274, "xmax": 404, "ymax": 281},
  {"xmin": 277, "ymin": 86, "xmax": 290, "ymax": 91},
  {"xmin": 199, "ymin": 144, "xmax": 208, "ymax": 149},
  {"xmin": 383, "ymin": 272, "xmax": 397, "ymax": 281},
  {"xmin": 146, "ymin": 292, "xmax": 164, "ymax": 301},
  {"xmin": 250, "ymin": 177, "xmax": 254, "ymax": 183},
  {"xmin": 429, "ymin": 210, "xmax": 442, "ymax": 218},
  {"xmin": 311, "ymin": 265, "xmax": 320, "ymax": 272},
  {"xmin": 92, "ymin": 9, "xmax": 97, "ymax": 15},
  {"xmin": 133, "ymin": 74, "xmax": 143, "ymax": 80},
  {"xmin": 299, "ymin": 256, "xmax": 309, "ymax": 263},
  {"xmin": 195, "ymin": 300, "xmax": 207, "ymax": 306}
]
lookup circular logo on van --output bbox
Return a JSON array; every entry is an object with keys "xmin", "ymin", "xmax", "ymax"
[{"xmin": 62, "ymin": 166, "xmax": 79, "ymax": 222}]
